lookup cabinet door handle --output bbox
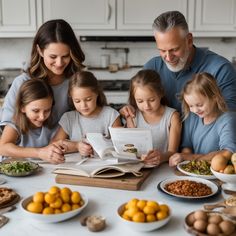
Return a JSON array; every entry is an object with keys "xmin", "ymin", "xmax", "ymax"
[{"xmin": 106, "ymin": 1, "xmax": 111, "ymax": 22}]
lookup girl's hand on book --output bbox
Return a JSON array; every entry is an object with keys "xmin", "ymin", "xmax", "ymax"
[
  {"xmin": 78, "ymin": 141, "xmax": 93, "ymax": 157},
  {"xmin": 141, "ymin": 150, "xmax": 161, "ymax": 166}
]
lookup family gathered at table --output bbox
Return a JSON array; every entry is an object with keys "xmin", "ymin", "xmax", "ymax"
[{"xmin": 0, "ymin": 11, "xmax": 236, "ymax": 172}]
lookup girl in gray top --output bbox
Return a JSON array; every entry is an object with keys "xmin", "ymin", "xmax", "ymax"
[
  {"xmin": 0, "ymin": 19, "xmax": 85, "ymax": 138},
  {"xmin": 124, "ymin": 69, "xmax": 181, "ymax": 166},
  {"xmin": 169, "ymin": 72, "xmax": 236, "ymax": 167},
  {"xmin": 52, "ymin": 71, "xmax": 122, "ymax": 156},
  {"xmin": 0, "ymin": 79, "xmax": 65, "ymax": 164}
]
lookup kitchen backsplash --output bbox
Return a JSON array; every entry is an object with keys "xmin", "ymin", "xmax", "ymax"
[{"xmin": 0, "ymin": 37, "xmax": 236, "ymax": 69}]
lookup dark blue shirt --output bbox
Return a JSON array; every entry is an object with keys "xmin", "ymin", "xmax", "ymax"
[{"xmin": 144, "ymin": 46, "xmax": 236, "ymax": 112}]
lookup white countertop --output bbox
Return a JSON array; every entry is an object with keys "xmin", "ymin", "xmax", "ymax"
[{"xmin": 0, "ymin": 163, "xmax": 223, "ymax": 236}]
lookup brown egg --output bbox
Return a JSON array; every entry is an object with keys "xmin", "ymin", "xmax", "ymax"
[
  {"xmin": 206, "ymin": 223, "xmax": 221, "ymax": 235},
  {"xmin": 194, "ymin": 210, "xmax": 208, "ymax": 221},
  {"xmin": 193, "ymin": 220, "xmax": 207, "ymax": 233},
  {"xmin": 219, "ymin": 220, "xmax": 235, "ymax": 235},
  {"xmin": 186, "ymin": 213, "xmax": 195, "ymax": 226},
  {"xmin": 208, "ymin": 214, "xmax": 223, "ymax": 224},
  {"xmin": 211, "ymin": 154, "xmax": 228, "ymax": 172}
]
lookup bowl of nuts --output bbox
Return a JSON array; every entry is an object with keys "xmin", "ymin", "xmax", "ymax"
[{"xmin": 117, "ymin": 198, "xmax": 171, "ymax": 232}]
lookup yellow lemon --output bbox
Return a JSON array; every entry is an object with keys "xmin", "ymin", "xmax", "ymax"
[
  {"xmin": 122, "ymin": 214, "xmax": 131, "ymax": 221},
  {"xmin": 61, "ymin": 203, "xmax": 71, "ymax": 212},
  {"xmin": 137, "ymin": 200, "xmax": 147, "ymax": 210},
  {"xmin": 33, "ymin": 192, "xmax": 44, "ymax": 203},
  {"xmin": 127, "ymin": 198, "xmax": 139, "ymax": 208},
  {"xmin": 27, "ymin": 202, "xmax": 43, "ymax": 213},
  {"xmin": 126, "ymin": 206, "xmax": 140, "ymax": 218},
  {"xmin": 132, "ymin": 212, "xmax": 145, "ymax": 222},
  {"xmin": 60, "ymin": 192, "xmax": 71, "ymax": 203},
  {"xmin": 42, "ymin": 207, "xmax": 54, "ymax": 214},
  {"xmin": 146, "ymin": 201, "xmax": 160, "ymax": 212},
  {"xmin": 156, "ymin": 210, "xmax": 168, "ymax": 220},
  {"xmin": 71, "ymin": 204, "xmax": 80, "ymax": 210},
  {"xmin": 60, "ymin": 187, "xmax": 72, "ymax": 196},
  {"xmin": 71, "ymin": 191, "xmax": 81, "ymax": 204},
  {"xmin": 50, "ymin": 197, "xmax": 63, "ymax": 209},
  {"xmin": 54, "ymin": 209, "xmax": 62, "ymax": 214},
  {"xmin": 44, "ymin": 193, "xmax": 56, "ymax": 204},
  {"xmin": 146, "ymin": 214, "xmax": 156, "ymax": 222},
  {"xmin": 143, "ymin": 205, "xmax": 156, "ymax": 215},
  {"xmin": 159, "ymin": 204, "xmax": 169, "ymax": 213},
  {"xmin": 48, "ymin": 186, "xmax": 60, "ymax": 195}
]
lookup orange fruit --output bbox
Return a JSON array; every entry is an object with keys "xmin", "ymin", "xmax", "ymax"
[
  {"xmin": 50, "ymin": 197, "xmax": 63, "ymax": 209},
  {"xmin": 132, "ymin": 212, "xmax": 145, "ymax": 222},
  {"xmin": 54, "ymin": 209, "xmax": 62, "ymax": 214},
  {"xmin": 146, "ymin": 214, "xmax": 156, "ymax": 222},
  {"xmin": 137, "ymin": 200, "xmax": 147, "ymax": 210},
  {"xmin": 122, "ymin": 214, "xmax": 131, "ymax": 221},
  {"xmin": 60, "ymin": 187, "xmax": 72, "ymax": 196},
  {"xmin": 156, "ymin": 210, "xmax": 168, "ymax": 220},
  {"xmin": 159, "ymin": 204, "xmax": 169, "ymax": 213},
  {"xmin": 44, "ymin": 193, "xmax": 56, "ymax": 204},
  {"xmin": 33, "ymin": 192, "xmax": 44, "ymax": 203},
  {"xmin": 126, "ymin": 198, "xmax": 138, "ymax": 208},
  {"xmin": 126, "ymin": 206, "xmax": 140, "ymax": 218},
  {"xmin": 42, "ymin": 207, "xmax": 54, "ymax": 214},
  {"xmin": 146, "ymin": 201, "xmax": 160, "ymax": 212},
  {"xmin": 27, "ymin": 202, "xmax": 43, "ymax": 213},
  {"xmin": 60, "ymin": 192, "xmax": 71, "ymax": 203},
  {"xmin": 71, "ymin": 204, "xmax": 80, "ymax": 210},
  {"xmin": 48, "ymin": 186, "xmax": 60, "ymax": 195},
  {"xmin": 143, "ymin": 205, "xmax": 156, "ymax": 215},
  {"xmin": 71, "ymin": 191, "xmax": 81, "ymax": 204},
  {"xmin": 61, "ymin": 203, "xmax": 71, "ymax": 212}
]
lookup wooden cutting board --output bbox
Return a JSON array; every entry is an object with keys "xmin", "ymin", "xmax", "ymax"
[{"xmin": 55, "ymin": 169, "xmax": 153, "ymax": 191}]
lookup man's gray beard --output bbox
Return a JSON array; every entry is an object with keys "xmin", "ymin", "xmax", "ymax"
[{"xmin": 164, "ymin": 50, "xmax": 190, "ymax": 72}]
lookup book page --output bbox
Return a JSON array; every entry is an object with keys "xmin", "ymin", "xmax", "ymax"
[
  {"xmin": 109, "ymin": 127, "xmax": 153, "ymax": 157},
  {"xmin": 86, "ymin": 133, "xmax": 115, "ymax": 159}
]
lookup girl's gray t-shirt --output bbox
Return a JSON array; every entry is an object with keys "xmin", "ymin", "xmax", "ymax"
[
  {"xmin": 59, "ymin": 106, "xmax": 120, "ymax": 141},
  {"xmin": 135, "ymin": 106, "xmax": 176, "ymax": 152}
]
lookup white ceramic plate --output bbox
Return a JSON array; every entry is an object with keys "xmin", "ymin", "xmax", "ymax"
[
  {"xmin": 177, "ymin": 161, "xmax": 215, "ymax": 180},
  {"xmin": 117, "ymin": 203, "xmax": 171, "ymax": 232},
  {"xmin": 158, "ymin": 176, "xmax": 219, "ymax": 199},
  {"xmin": 20, "ymin": 193, "xmax": 88, "ymax": 223}
]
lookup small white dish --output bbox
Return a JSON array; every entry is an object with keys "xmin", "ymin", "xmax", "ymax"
[
  {"xmin": 211, "ymin": 167, "xmax": 236, "ymax": 191},
  {"xmin": 177, "ymin": 161, "xmax": 215, "ymax": 180},
  {"xmin": 117, "ymin": 203, "xmax": 171, "ymax": 232},
  {"xmin": 20, "ymin": 193, "xmax": 88, "ymax": 223},
  {"xmin": 158, "ymin": 176, "xmax": 219, "ymax": 199}
]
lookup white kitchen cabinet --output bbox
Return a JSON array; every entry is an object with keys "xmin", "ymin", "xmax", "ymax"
[
  {"xmin": 192, "ymin": 0, "xmax": 236, "ymax": 36},
  {"xmin": 117, "ymin": 0, "xmax": 188, "ymax": 30},
  {"xmin": 0, "ymin": 0, "xmax": 37, "ymax": 37},
  {"xmin": 41, "ymin": 0, "xmax": 116, "ymax": 30}
]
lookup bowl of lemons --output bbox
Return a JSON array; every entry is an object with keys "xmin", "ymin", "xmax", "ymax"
[
  {"xmin": 117, "ymin": 198, "xmax": 171, "ymax": 232},
  {"xmin": 20, "ymin": 186, "xmax": 88, "ymax": 223}
]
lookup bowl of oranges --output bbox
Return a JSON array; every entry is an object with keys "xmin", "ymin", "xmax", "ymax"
[
  {"xmin": 117, "ymin": 198, "xmax": 171, "ymax": 232},
  {"xmin": 20, "ymin": 186, "xmax": 88, "ymax": 223}
]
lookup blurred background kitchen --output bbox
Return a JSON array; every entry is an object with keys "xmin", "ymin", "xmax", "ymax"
[{"xmin": 1, "ymin": 0, "xmax": 236, "ymax": 108}]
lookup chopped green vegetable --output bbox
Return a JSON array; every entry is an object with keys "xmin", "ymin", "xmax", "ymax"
[
  {"xmin": 180, "ymin": 160, "xmax": 212, "ymax": 176},
  {"xmin": 0, "ymin": 161, "xmax": 38, "ymax": 174}
]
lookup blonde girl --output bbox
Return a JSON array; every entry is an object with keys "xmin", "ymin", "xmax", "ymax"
[
  {"xmin": 52, "ymin": 71, "xmax": 122, "ymax": 156},
  {"xmin": 125, "ymin": 69, "xmax": 181, "ymax": 166},
  {"xmin": 0, "ymin": 79, "xmax": 65, "ymax": 164},
  {"xmin": 169, "ymin": 72, "xmax": 236, "ymax": 167}
]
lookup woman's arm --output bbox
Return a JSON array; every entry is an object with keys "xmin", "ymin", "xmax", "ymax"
[
  {"xmin": 111, "ymin": 116, "xmax": 123, "ymax": 127},
  {"xmin": 0, "ymin": 126, "xmax": 65, "ymax": 164}
]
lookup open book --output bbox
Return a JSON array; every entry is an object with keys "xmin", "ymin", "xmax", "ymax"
[
  {"xmin": 53, "ymin": 160, "xmax": 144, "ymax": 178},
  {"xmin": 86, "ymin": 127, "xmax": 153, "ymax": 162}
]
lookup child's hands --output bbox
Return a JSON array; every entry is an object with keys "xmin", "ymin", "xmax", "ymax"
[
  {"xmin": 38, "ymin": 144, "xmax": 65, "ymax": 164},
  {"xmin": 169, "ymin": 153, "xmax": 184, "ymax": 167},
  {"xmin": 141, "ymin": 149, "xmax": 161, "ymax": 166},
  {"xmin": 119, "ymin": 105, "xmax": 136, "ymax": 119},
  {"xmin": 52, "ymin": 140, "xmax": 68, "ymax": 153},
  {"xmin": 77, "ymin": 141, "xmax": 93, "ymax": 157}
]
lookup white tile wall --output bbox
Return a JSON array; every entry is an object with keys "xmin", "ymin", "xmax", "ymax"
[{"xmin": 0, "ymin": 37, "xmax": 236, "ymax": 69}]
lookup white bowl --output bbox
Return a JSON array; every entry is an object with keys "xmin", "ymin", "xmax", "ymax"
[
  {"xmin": 20, "ymin": 193, "xmax": 88, "ymax": 223},
  {"xmin": 117, "ymin": 203, "xmax": 171, "ymax": 232},
  {"xmin": 211, "ymin": 167, "xmax": 236, "ymax": 191}
]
